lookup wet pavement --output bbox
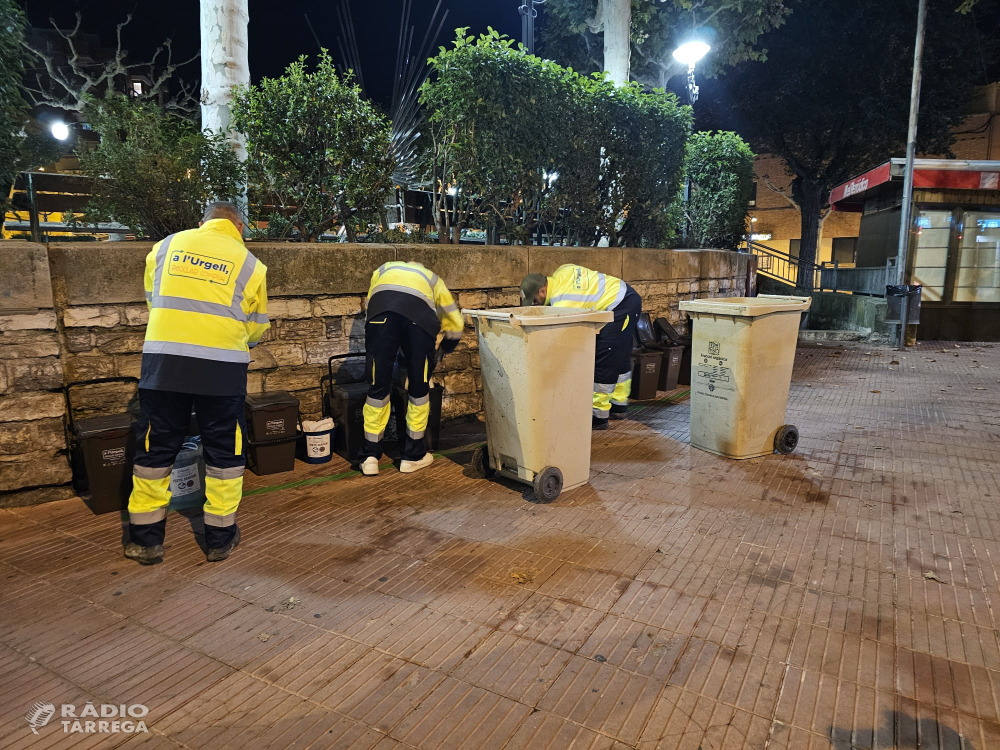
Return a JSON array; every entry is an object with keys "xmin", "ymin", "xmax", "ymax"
[{"xmin": 2, "ymin": 341, "xmax": 999, "ymax": 749}]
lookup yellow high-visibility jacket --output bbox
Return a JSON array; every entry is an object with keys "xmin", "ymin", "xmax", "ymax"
[
  {"xmin": 545, "ymin": 264, "xmax": 626, "ymax": 311},
  {"xmin": 141, "ymin": 219, "xmax": 269, "ymax": 394},
  {"xmin": 366, "ymin": 261, "xmax": 464, "ymax": 339}
]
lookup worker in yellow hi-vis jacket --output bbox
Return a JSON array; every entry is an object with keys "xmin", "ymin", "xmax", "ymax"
[
  {"xmin": 360, "ymin": 261, "xmax": 464, "ymax": 476},
  {"xmin": 520, "ymin": 264, "xmax": 642, "ymax": 429},
  {"xmin": 126, "ymin": 202, "xmax": 269, "ymax": 566}
]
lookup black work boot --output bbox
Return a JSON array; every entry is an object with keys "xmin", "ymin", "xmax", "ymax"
[
  {"xmin": 592, "ymin": 416, "xmax": 610, "ymax": 431},
  {"xmin": 609, "ymin": 405, "xmax": 628, "ymax": 421},
  {"xmin": 206, "ymin": 525, "xmax": 241, "ymax": 562},
  {"xmin": 125, "ymin": 518, "xmax": 166, "ymax": 565},
  {"xmin": 124, "ymin": 543, "xmax": 164, "ymax": 565}
]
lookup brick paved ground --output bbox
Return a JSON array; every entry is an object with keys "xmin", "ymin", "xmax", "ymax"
[{"xmin": 2, "ymin": 341, "xmax": 1000, "ymax": 749}]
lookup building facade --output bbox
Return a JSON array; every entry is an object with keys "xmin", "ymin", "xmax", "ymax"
[{"xmin": 750, "ymin": 83, "xmax": 1000, "ymax": 266}]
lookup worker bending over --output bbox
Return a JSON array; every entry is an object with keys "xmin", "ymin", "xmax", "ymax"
[
  {"xmin": 521, "ymin": 265, "xmax": 641, "ymax": 429},
  {"xmin": 361, "ymin": 261, "xmax": 464, "ymax": 476},
  {"xmin": 126, "ymin": 202, "xmax": 269, "ymax": 565}
]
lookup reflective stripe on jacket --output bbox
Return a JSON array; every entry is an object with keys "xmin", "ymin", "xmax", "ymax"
[
  {"xmin": 545, "ymin": 264, "xmax": 626, "ymax": 312},
  {"xmin": 143, "ymin": 219, "xmax": 270, "ymax": 363},
  {"xmin": 367, "ymin": 261, "xmax": 464, "ymax": 339}
]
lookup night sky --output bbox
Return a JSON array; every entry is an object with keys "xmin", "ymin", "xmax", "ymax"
[{"xmin": 25, "ymin": 0, "xmax": 525, "ymax": 109}]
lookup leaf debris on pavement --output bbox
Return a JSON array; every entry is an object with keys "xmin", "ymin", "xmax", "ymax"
[
  {"xmin": 923, "ymin": 571, "xmax": 947, "ymax": 583},
  {"xmin": 266, "ymin": 597, "xmax": 301, "ymax": 612}
]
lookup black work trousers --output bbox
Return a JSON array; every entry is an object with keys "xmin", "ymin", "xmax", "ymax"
[
  {"xmin": 128, "ymin": 389, "xmax": 246, "ymax": 549},
  {"xmin": 361, "ymin": 311, "xmax": 436, "ymax": 461},
  {"xmin": 594, "ymin": 286, "xmax": 642, "ymax": 419}
]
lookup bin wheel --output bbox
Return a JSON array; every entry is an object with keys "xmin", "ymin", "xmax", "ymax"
[
  {"xmin": 471, "ymin": 445, "xmax": 495, "ymax": 479},
  {"xmin": 533, "ymin": 467, "xmax": 563, "ymax": 503},
  {"xmin": 774, "ymin": 425, "xmax": 799, "ymax": 455}
]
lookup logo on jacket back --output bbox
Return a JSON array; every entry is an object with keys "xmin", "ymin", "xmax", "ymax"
[{"xmin": 168, "ymin": 253, "xmax": 234, "ymax": 284}]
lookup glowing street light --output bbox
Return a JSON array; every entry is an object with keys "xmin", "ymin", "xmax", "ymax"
[
  {"xmin": 675, "ymin": 33, "xmax": 711, "ymax": 242},
  {"xmin": 672, "ymin": 40, "xmax": 710, "ymax": 67},
  {"xmin": 50, "ymin": 122, "xmax": 70, "ymax": 141},
  {"xmin": 673, "ymin": 36, "xmax": 711, "ymax": 104}
]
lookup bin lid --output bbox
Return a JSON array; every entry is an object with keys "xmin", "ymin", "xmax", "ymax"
[
  {"xmin": 74, "ymin": 413, "xmax": 134, "ymax": 438},
  {"xmin": 678, "ymin": 295, "xmax": 812, "ymax": 317},
  {"xmin": 462, "ymin": 306, "xmax": 613, "ymax": 328},
  {"xmin": 329, "ymin": 382, "xmax": 372, "ymax": 398},
  {"xmin": 246, "ymin": 392, "xmax": 300, "ymax": 410}
]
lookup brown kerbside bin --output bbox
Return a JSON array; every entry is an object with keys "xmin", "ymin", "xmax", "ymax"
[
  {"xmin": 73, "ymin": 414, "xmax": 135, "ymax": 515},
  {"xmin": 245, "ymin": 392, "xmax": 299, "ymax": 475},
  {"xmin": 630, "ymin": 352, "xmax": 662, "ymax": 401},
  {"xmin": 658, "ymin": 345, "xmax": 684, "ymax": 391}
]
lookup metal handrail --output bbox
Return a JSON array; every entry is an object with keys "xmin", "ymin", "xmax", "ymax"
[
  {"xmin": 746, "ymin": 241, "xmax": 892, "ymax": 296},
  {"xmin": 747, "ymin": 241, "xmax": 821, "ymax": 290}
]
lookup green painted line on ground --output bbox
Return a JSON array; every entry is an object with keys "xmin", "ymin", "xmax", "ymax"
[
  {"xmin": 629, "ymin": 389, "xmax": 690, "ymax": 408},
  {"xmin": 241, "ymin": 393, "xmax": 688, "ymax": 500},
  {"xmin": 242, "ymin": 441, "xmax": 485, "ymax": 498}
]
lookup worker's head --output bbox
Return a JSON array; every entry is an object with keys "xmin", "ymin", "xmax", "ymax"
[
  {"xmin": 200, "ymin": 201, "xmax": 245, "ymax": 234},
  {"xmin": 520, "ymin": 274, "xmax": 548, "ymax": 306}
]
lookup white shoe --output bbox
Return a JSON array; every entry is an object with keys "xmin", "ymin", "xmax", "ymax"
[
  {"xmin": 399, "ymin": 453, "xmax": 434, "ymax": 474},
  {"xmin": 360, "ymin": 457, "xmax": 379, "ymax": 476}
]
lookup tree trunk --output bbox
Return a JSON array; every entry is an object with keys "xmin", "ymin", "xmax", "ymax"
[
  {"xmin": 603, "ymin": 0, "xmax": 631, "ymax": 86},
  {"xmin": 201, "ymin": 0, "xmax": 250, "ymax": 213},
  {"xmin": 792, "ymin": 177, "xmax": 825, "ymax": 291}
]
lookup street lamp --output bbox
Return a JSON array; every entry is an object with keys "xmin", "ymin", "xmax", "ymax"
[
  {"xmin": 673, "ymin": 38, "xmax": 711, "ymax": 104},
  {"xmin": 674, "ymin": 34, "xmax": 710, "ymax": 241},
  {"xmin": 519, "ymin": 0, "xmax": 546, "ymax": 55},
  {"xmin": 50, "ymin": 122, "xmax": 70, "ymax": 141}
]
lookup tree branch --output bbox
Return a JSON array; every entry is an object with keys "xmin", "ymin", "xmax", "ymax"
[
  {"xmin": 760, "ymin": 173, "xmax": 799, "ymax": 210},
  {"xmin": 21, "ymin": 11, "xmax": 201, "ymax": 117}
]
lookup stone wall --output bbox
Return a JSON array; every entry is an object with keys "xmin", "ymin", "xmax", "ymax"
[
  {"xmin": 0, "ymin": 241, "xmax": 747, "ymax": 506},
  {"xmin": 0, "ymin": 243, "xmax": 74, "ymax": 506}
]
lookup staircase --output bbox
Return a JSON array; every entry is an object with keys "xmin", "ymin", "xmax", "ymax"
[
  {"xmin": 749, "ymin": 242, "xmax": 821, "ymax": 291},
  {"xmin": 747, "ymin": 241, "xmax": 894, "ymax": 296},
  {"xmin": 746, "ymin": 242, "xmax": 894, "ymax": 342}
]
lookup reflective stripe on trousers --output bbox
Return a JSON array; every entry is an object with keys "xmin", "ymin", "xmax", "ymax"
[
  {"xmin": 363, "ymin": 394, "xmax": 391, "ymax": 443},
  {"xmin": 611, "ymin": 370, "xmax": 632, "ymax": 407},
  {"xmin": 593, "ymin": 382, "xmax": 614, "ymax": 418},
  {"xmin": 406, "ymin": 393, "xmax": 430, "ymax": 440}
]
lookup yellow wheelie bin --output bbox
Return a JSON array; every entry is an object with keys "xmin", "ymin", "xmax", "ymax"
[
  {"xmin": 678, "ymin": 295, "xmax": 811, "ymax": 459},
  {"xmin": 462, "ymin": 306, "xmax": 612, "ymax": 501}
]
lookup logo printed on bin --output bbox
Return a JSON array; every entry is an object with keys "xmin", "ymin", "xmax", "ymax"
[
  {"xmin": 708, "ymin": 341, "xmax": 720, "ymax": 356},
  {"xmin": 101, "ymin": 447, "xmax": 126, "ymax": 466},
  {"xmin": 167, "ymin": 252, "xmax": 234, "ymax": 285},
  {"xmin": 265, "ymin": 419, "xmax": 286, "ymax": 434}
]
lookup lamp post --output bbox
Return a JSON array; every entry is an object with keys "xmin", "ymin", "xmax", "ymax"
[
  {"xmin": 673, "ymin": 40, "xmax": 711, "ymax": 104},
  {"xmin": 893, "ymin": 0, "xmax": 927, "ymax": 350},
  {"xmin": 519, "ymin": 0, "xmax": 545, "ymax": 55},
  {"xmin": 674, "ymin": 36, "xmax": 710, "ymax": 242}
]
